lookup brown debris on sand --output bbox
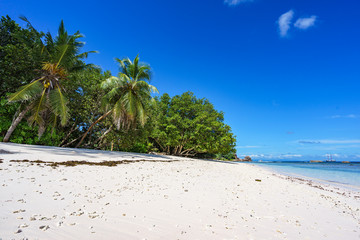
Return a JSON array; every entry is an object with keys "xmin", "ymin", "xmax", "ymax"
[{"xmin": 10, "ymin": 159, "xmax": 173, "ymax": 168}]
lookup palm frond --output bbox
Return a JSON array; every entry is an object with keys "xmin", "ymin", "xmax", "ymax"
[
  {"xmin": 102, "ymin": 87, "xmax": 120, "ymax": 103},
  {"xmin": 148, "ymin": 84, "xmax": 159, "ymax": 94},
  {"xmin": 112, "ymin": 100, "xmax": 126, "ymax": 129},
  {"xmin": 101, "ymin": 55, "xmax": 157, "ymax": 130},
  {"xmin": 49, "ymin": 88, "xmax": 69, "ymax": 126},
  {"xmin": 19, "ymin": 15, "xmax": 34, "ymax": 30},
  {"xmin": 76, "ymin": 51, "xmax": 98, "ymax": 59},
  {"xmin": 136, "ymin": 100, "xmax": 146, "ymax": 126},
  {"xmin": 50, "ymin": 114, "xmax": 58, "ymax": 136},
  {"xmin": 19, "ymin": 15, "xmax": 44, "ymax": 40},
  {"xmin": 45, "ymin": 32, "xmax": 54, "ymax": 45},
  {"xmin": 119, "ymin": 73, "xmax": 131, "ymax": 83},
  {"xmin": 133, "ymin": 55, "xmax": 139, "ymax": 79},
  {"xmin": 28, "ymin": 89, "xmax": 47, "ymax": 126},
  {"xmin": 42, "ymin": 32, "xmax": 54, "ymax": 56},
  {"xmin": 101, "ymin": 76, "xmax": 121, "ymax": 90},
  {"xmin": 8, "ymin": 80, "xmax": 43, "ymax": 102},
  {"xmin": 136, "ymin": 66, "xmax": 151, "ymax": 81},
  {"xmin": 121, "ymin": 91, "xmax": 136, "ymax": 118},
  {"xmin": 55, "ymin": 44, "xmax": 69, "ymax": 68},
  {"xmin": 57, "ymin": 20, "xmax": 67, "ymax": 42},
  {"xmin": 135, "ymin": 81, "xmax": 159, "ymax": 94},
  {"xmin": 115, "ymin": 58, "xmax": 129, "ymax": 76}
]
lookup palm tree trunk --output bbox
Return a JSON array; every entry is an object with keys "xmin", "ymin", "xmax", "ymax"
[
  {"xmin": 3, "ymin": 105, "xmax": 31, "ymax": 142},
  {"xmin": 75, "ymin": 110, "xmax": 112, "ymax": 148}
]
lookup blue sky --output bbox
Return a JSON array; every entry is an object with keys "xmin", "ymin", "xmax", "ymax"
[{"xmin": 1, "ymin": 0, "xmax": 360, "ymax": 160}]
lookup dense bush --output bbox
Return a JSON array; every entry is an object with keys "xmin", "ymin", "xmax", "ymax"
[
  {"xmin": 151, "ymin": 92, "xmax": 236, "ymax": 157},
  {"xmin": 0, "ymin": 96, "xmax": 64, "ymax": 145}
]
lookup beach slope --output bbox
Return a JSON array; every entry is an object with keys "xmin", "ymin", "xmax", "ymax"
[{"xmin": 0, "ymin": 143, "xmax": 359, "ymax": 239}]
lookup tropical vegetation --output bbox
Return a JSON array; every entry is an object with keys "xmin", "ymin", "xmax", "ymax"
[
  {"xmin": 0, "ymin": 15, "xmax": 236, "ymax": 160},
  {"xmin": 76, "ymin": 55, "xmax": 158, "ymax": 148}
]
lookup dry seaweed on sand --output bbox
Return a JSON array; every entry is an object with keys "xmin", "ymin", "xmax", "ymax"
[{"xmin": 9, "ymin": 159, "xmax": 173, "ymax": 168}]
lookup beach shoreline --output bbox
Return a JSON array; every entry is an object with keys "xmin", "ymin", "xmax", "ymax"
[
  {"xmin": 246, "ymin": 161, "xmax": 360, "ymax": 193},
  {"xmin": 245, "ymin": 162, "xmax": 360, "ymax": 194},
  {"xmin": 1, "ymin": 143, "xmax": 359, "ymax": 239}
]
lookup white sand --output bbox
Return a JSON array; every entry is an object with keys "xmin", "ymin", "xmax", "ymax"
[{"xmin": 0, "ymin": 143, "xmax": 359, "ymax": 240}]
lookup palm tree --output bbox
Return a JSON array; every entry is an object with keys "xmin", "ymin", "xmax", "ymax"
[
  {"xmin": 76, "ymin": 55, "xmax": 158, "ymax": 148},
  {"xmin": 3, "ymin": 18, "xmax": 96, "ymax": 142}
]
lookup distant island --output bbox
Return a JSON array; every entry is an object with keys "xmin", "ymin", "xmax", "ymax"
[{"xmin": 236, "ymin": 155, "xmax": 252, "ymax": 162}]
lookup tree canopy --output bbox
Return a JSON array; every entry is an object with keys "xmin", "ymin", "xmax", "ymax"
[
  {"xmin": 0, "ymin": 15, "xmax": 43, "ymax": 96},
  {"xmin": 3, "ymin": 17, "xmax": 95, "ymax": 141},
  {"xmin": 0, "ymin": 15, "xmax": 237, "ymax": 160},
  {"xmin": 151, "ymin": 92, "xmax": 236, "ymax": 157}
]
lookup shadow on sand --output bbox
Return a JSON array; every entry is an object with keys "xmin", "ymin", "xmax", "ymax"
[{"xmin": 0, "ymin": 142, "xmax": 178, "ymax": 160}]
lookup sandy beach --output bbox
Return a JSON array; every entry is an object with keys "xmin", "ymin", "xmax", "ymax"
[{"xmin": 0, "ymin": 143, "xmax": 359, "ymax": 240}]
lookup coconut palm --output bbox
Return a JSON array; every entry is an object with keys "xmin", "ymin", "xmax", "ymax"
[
  {"xmin": 76, "ymin": 55, "xmax": 158, "ymax": 148},
  {"xmin": 3, "ymin": 18, "xmax": 96, "ymax": 142}
]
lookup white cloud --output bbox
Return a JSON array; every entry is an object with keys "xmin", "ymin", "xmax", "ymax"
[
  {"xmin": 277, "ymin": 10, "xmax": 294, "ymax": 37},
  {"xmin": 298, "ymin": 139, "xmax": 360, "ymax": 144},
  {"xmin": 330, "ymin": 114, "xmax": 358, "ymax": 119},
  {"xmin": 294, "ymin": 16, "xmax": 317, "ymax": 30},
  {"xmin": 224, "ymin": 0, "xmax": 253, "ymax": 6}
]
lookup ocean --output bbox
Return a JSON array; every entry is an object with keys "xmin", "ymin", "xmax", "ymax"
[{"xmin": 248, "ymin": 161, "xmax": 360, "ymax": 190}]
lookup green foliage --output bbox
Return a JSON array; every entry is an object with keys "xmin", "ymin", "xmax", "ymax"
[
  {"xmin": 58, "ymin": 67, "xmax": 111, "ymax": 147},
  {"xmin": 0, "ymin": 96, "xmax": 64, "ymax": 145},
  {"xmin": 101, "ymin": 55, "xmax": 158, "ymax": 129},
  {"xmin": 151, "ymin": 92, "xmax": 236, "ymax": 157},
  {"xmin": 214, "ymin": 151, "xmax": 237, "ymax": 161},
  {"xmin": 4, "ymin": 16, "xmax": 96, "ymax": 139},
  {"xmin": 8, "ymin": 81, "xmax": 43, "ymax": 102},
  {"xmin": 0, "ymin": 15, "xmax": 237, "ymax": 158},
  {"xmin": 74, "ymin": 55, "xmax": 158, "ymax": 148},
  {"xmin": 0, "ymin": 15, "xmax": 44, "ymax": 97},
  {"xmin": 129, "ymin": 142, "xmax": 152, "ymax": 153}
]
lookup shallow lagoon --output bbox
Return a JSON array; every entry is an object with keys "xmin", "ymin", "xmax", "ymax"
[{"xmin": 249, "ymin": 161, "xmax": 360, "ymax": 189}]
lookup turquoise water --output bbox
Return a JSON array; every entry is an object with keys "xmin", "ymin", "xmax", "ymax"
[{"xmin": 248, "ymin": 161, "xmax": 360, "ymax": 189}]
